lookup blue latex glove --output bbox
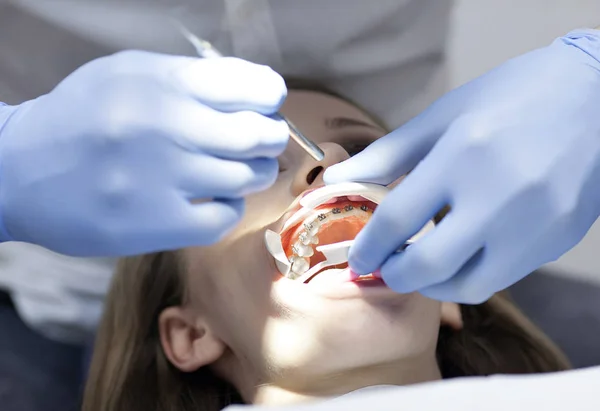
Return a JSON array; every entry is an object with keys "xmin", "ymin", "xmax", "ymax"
[
  {"xmin": 325, "ymin": 29, "xmax": 600, "ymax": 303},
  {"xmin": 0, "ymin": 51, "xmax": 288, "ymax": 257}
]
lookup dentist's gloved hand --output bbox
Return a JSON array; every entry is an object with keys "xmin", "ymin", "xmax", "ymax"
[
  {"xmin": 325, "ymin": 29, "xmax": 600, "ymax": 303},
  {"xmin": 0, "ymin": 51, "xmax": 287, "ymax": 257}
]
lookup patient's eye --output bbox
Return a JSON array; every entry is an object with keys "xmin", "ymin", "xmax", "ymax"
[
  {"xmin": 278, "ymin": 157, "xmax": 290, "ymax": 173},
  {"xmin": 343, "ymin": 142, "xmax": 370, "ymax": 157}
]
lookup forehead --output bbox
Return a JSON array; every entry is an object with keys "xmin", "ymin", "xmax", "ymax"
[{"xmin": 280, "ymin": 90, "xmax": 382, "ymax": 145}]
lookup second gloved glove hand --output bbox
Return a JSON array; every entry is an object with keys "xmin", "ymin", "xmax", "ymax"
[
  {"xmin": 0, "ymin": 51, "xmax": 288, "ymax": 257},
  {"xmin": 324, "ymin": 29, "xmax": 600, "ymax": 303}
]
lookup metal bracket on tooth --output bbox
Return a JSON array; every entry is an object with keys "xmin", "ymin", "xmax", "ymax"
[{"xmin": 282, "ymin": 183, "xmax": 390, "ymax": 233}]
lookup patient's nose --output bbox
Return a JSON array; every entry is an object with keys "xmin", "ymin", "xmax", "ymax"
[{"xmin": 292, "ymin": 143, "xmax": 350, "ymax": 196}]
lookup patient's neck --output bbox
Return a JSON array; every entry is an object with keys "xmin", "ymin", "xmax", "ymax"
[{"xmin": 250, "ymin": 357, "xmax": 442, "ymax": 406}]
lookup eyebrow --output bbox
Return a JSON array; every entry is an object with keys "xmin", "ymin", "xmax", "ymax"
[{"xmin": 325, "ymin": 116, "xmax": 385, "ymax": 132}]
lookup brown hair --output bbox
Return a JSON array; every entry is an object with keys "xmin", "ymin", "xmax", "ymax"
[
  {"xmin": 83, "ymin": 252, "xmax": 242, "ymax": 411},
  {"xmin": 82, "ymin": 82, "xmax": 570, "ymax": 411}
]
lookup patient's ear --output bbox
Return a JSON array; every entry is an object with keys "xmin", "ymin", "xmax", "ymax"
[
  {"xmin": 440, "ymin": 302, "xmax": 463, "ymax": 330},
  {"xmin": 159, "ymin": 306, "xmax": 225, "ymax": 372}
]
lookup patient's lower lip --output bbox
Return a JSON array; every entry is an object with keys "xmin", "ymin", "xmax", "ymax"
[
  {"xmin": 349, "ymin": 269, "xmax": 361, "ymax": 280},
  {"xmin": 277, "ymin": 187, "xmax": 326, "ymax": 231},
  {"xmin": 306, "ymin": 268, "xmax": 387, "ymax": 288},
  {"xmin": 351, "ymin": 277, "xmax": 386, "ymax": 288},
  {"xmin": 306, "ymin": 268, "xmax": 353, "ymax": 287}
]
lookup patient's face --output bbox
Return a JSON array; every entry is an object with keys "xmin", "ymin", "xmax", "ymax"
[{"xmin": 162, "ymin": 89, "xmax": 458, "ymax": 396}]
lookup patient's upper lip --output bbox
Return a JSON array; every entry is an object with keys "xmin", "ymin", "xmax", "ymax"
[
  {"xmin": 277, "ymin": 186, "xmax": 325, "ymax": 231},
  {"xmin": 299, "ymin": 186, "xmax": 324, "ymax": 203}
]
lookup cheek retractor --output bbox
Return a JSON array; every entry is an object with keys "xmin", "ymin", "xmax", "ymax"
[{"xmin": 264, "ymin": 182, "xmax": 435, "ymax": 282}]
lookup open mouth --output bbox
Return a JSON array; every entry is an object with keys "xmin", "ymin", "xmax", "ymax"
[
  {"xmin": 281, "ymin": 196, "xmax": 375, "ymax": 282},
  {"xmin": 264, "ymin": 182, "xmax": 434, "ymax": 285}
]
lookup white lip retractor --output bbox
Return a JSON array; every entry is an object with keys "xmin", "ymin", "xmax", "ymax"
[{"xmin": 264, "ymin": 182, "xmax": 434, "ymax": 282}]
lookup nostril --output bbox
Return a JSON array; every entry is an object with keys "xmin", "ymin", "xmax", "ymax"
[{"xmin": 306, "ymin": 166, "xmax": 324, "ymax": 185}]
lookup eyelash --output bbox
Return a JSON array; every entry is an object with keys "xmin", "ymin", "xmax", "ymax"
[
  {"xmin": 278, "ymin": 141, "xmax": 371, "ymax": 173},
  {"xmin": 343, "ymin": 142, "xmax": 371, "ymax": 157}
]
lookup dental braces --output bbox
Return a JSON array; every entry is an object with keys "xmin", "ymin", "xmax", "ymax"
[
  {"xmin": 292, "ymin": 204, "xmax": 372, "ymax": 252},
  {"xmin": 287, "ymin": 204, "xmax": 373, "ymax": 273},
  {"xmin": 265, "ymin": 182, "xmax": 435, "ymax": 282}
]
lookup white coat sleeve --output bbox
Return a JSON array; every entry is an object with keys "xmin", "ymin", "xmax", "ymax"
[
  {"xmin": 223, "ymin": 366, "xmax": 600, "ymax": 411},
  {"xmin": 0, "ymin": 242, "xmax": 117, "ymax": 344}
]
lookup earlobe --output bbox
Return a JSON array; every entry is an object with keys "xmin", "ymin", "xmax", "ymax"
[
  {"xmin": 440, "ymin": 302, "xmax": 463, "ymax": 331},
  {"xmin": 159, "ymin": 306, "xmax": 226, "ymax": 372}
]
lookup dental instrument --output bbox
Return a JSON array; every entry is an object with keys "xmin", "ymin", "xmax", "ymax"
[{"xmin": 175, "ymin": 21, "xmax": 325, "ymax": 162}]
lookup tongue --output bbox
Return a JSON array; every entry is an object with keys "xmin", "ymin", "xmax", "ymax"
[
  {"xmin": 305, "ymin": 217, "xmax": 366, "ymax": 267},
  {"xmin": 319, "ymin": 218, "xmax": 363, "ymax": 245}
]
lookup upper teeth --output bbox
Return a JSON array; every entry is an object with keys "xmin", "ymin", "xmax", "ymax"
[
  {"xmin": 292, "ymin": 242, "xmax": 314, "ymax": 258},
  {"xmin": 282, "ymin": 182, "xmax": 389, "ymax": 233},
  {"xmin": 299, "ymin": 231, "xmax": 318, "ymax": 246}
]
